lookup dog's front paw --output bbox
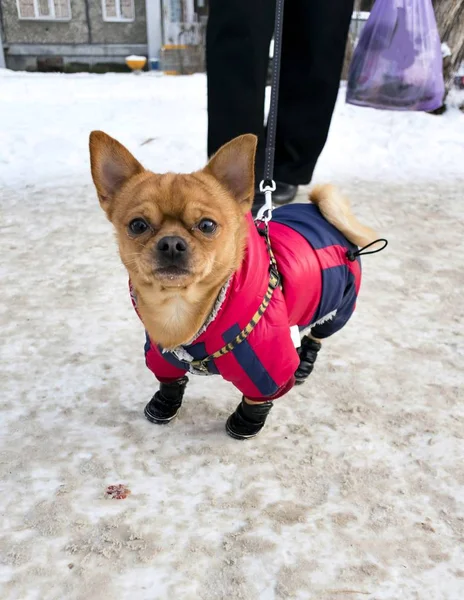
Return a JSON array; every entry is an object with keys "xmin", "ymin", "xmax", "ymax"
[
  {"xmin": 144, "ymin": 376, "xmax": 189, "ymax": 424},
  {"xmin": 225, "ymin": 398, "xmax": 273, "ymax": 440}
]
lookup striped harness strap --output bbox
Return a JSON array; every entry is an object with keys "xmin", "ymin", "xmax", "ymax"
[{"xmin": 190, "ymin": 223, "xmax": 280, "ymax": 373}]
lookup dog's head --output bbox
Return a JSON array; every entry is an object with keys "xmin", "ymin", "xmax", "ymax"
[{"xmin": 89, "ymin": 132, "xmax": 257, "ymax": 291}]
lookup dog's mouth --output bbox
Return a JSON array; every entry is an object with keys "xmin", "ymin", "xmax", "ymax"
[{"xmin": 154, "ymin": 266, "xmax": 192, "ymax": 283}]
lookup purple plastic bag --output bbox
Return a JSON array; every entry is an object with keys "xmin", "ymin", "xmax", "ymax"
[{"xmin": 346, "ymin": 0, "xmax": 445, "ymax": 111}]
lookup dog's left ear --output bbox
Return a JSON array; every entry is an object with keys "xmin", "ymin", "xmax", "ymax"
[
  {"xmin": 205, "ymin": 134, "xmax": 257, "ymax": 210},
  {"xmin": 89, "ymin": 130, "xmax": 144, "ymax": 212}
]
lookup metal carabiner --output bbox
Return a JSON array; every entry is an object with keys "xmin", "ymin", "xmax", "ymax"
[{"xmin": 256, "ymin": 179, "xmax": 276, "ymax": 223}]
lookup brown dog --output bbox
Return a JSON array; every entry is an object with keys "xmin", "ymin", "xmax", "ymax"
[{"xmin": 89, "ymin": 131, "xmax": 379, "ymax": 439}]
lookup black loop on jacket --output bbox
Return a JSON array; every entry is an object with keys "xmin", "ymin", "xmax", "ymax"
[{"xmin": 346, "ymin": 238, "xmax": 389, "ymax": 262}]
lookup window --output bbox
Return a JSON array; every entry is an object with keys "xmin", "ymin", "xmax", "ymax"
[
  {"xmin": 102, "ymin": 0, "xmax": 135, "ymax": 22},
  {"xmin": 17, "ymin": 0, "xmax": 71, "ymax": 20}
]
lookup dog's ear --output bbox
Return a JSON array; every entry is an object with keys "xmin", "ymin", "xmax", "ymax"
[
  {"xmin": 89, "ymin": 131, "xmax": 144, "ymax": 211},
  {"xmin": 205, "ymin": 134, "xmax": 257, "ymax": 210}
]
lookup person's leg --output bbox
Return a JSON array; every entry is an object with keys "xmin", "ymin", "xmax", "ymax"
[
  {"xmin": 206, "ymin": 0, "xmax": 275, "ymax": 181},
  {"xmin": 274, "ymin": 0, "xmax": 355, "ymax": 185}
]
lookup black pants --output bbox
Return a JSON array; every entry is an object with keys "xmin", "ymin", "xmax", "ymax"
[{"xmin": 206, "ymin": 0, "xmax": 354, "ymax": 185}]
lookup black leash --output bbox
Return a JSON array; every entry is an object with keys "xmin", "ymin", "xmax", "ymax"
[
  {"xmin": 257, "ymin": 0, "xmax": 286, "ymax": 221},
  {"xmin": 263, "ymin": 0, "xmax": 285, "ymax": 185}
]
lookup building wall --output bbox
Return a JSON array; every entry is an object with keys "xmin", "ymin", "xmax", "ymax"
[
  {"xmin": 2, "ymin": 0, "xmax": 88, "ymax": 44},
  {"xmin": 1, "ymin": 0, "xmax": 148, "ymax": 70},
  {"xmin": 88, "ymin": 0, "xmax": 147, "ymax": 45},
  {"xmin": 1, "ymin": 0, "xmax": 147, "ymax": 45}
]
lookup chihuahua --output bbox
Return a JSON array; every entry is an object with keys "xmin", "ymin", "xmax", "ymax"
[{"xmin": 89, "ymin": 131, "xmax": 379, "ymax": 439}]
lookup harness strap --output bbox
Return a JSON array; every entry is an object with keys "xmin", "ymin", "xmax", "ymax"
[{"xmin": 190, "ymin": 223, "xmax": 280, "ymax": 373}]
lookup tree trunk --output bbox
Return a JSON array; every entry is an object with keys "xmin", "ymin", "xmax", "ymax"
[
  {"xmin": 341, "ymin": 0, "xmax": 363, "ymax": 80},
  {"xmin": 433, "ymin": 0, "xmax": 464, "ymax": 94}
]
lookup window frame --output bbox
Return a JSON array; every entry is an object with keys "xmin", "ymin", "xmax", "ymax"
[
  {"xmin": 102, "ymin": 0, "xmax": 135, "ymax": 23},
  {"xmin": 16, "ymin": 0, "xmax": 72, "ymax": 21}
]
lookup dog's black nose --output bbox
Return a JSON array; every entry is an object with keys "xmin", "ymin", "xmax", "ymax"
[{"xmin": 157, "ymin": 236, "xmax": 188, "ymax": 261}]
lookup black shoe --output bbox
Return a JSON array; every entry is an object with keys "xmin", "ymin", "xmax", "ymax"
[
  {"xmin": 251, "ymin": 181, "xmax": 299, "ymax": 217},
  {"xmin": 144, "ymin": 376, "xmax": 189, "ymax": 424},
  {"xmin": 428, "ymin": 104, "xmax": 447, "ymax": 115},
  {"xmin": 273, "ymin": 181, "xmax": 299, "ymax": 205},
  {"xmin": 294, "ymin": 336, "xmax": 322, "ymax": 385},
  {"xmin": 226, "ymin": 398, "xmax": 273, "ymax": 440}
]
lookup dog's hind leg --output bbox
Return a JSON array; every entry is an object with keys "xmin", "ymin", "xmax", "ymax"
[{"xmin": 309, "ymin": 184, "xmax": 380, "ymax": 249}]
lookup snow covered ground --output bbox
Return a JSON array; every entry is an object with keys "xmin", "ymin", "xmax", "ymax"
[{"xmin": 1, "ymin": 71, "xmax": 464, "ymax": 600}]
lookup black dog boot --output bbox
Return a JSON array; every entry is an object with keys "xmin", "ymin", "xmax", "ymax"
[
  {"xmin": 294, "ymin": 336, "xmax": 322, "ymax": 385},
  {"xmin": 144, "ymin": 376, "xmax": 189, "ymax": 424},
  {"xmin": 226, "ymin": 398, "xmax": 273, "ymax": 440}
]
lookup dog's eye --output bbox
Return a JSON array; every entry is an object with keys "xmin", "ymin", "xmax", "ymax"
[
  {"xmin": 128, "ymin": 218, "xmax": 149, "ymax": 235},
  {"xmin": 197, "ymin": 219, "xmax": 217, "ymax": 235}
]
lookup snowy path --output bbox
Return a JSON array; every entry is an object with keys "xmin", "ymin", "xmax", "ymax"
[{"xmin": 1, "ymin": 72, "xmax": 464, "ymax": 600}]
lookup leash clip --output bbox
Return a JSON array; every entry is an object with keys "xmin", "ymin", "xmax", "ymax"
[
  {"xmin": 256, "ymin": 179, "xmax": 276, "ymax": 223},
  {"xmin": 191, "ymin": 360, "xmax": 209, "ymax": 373}
]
